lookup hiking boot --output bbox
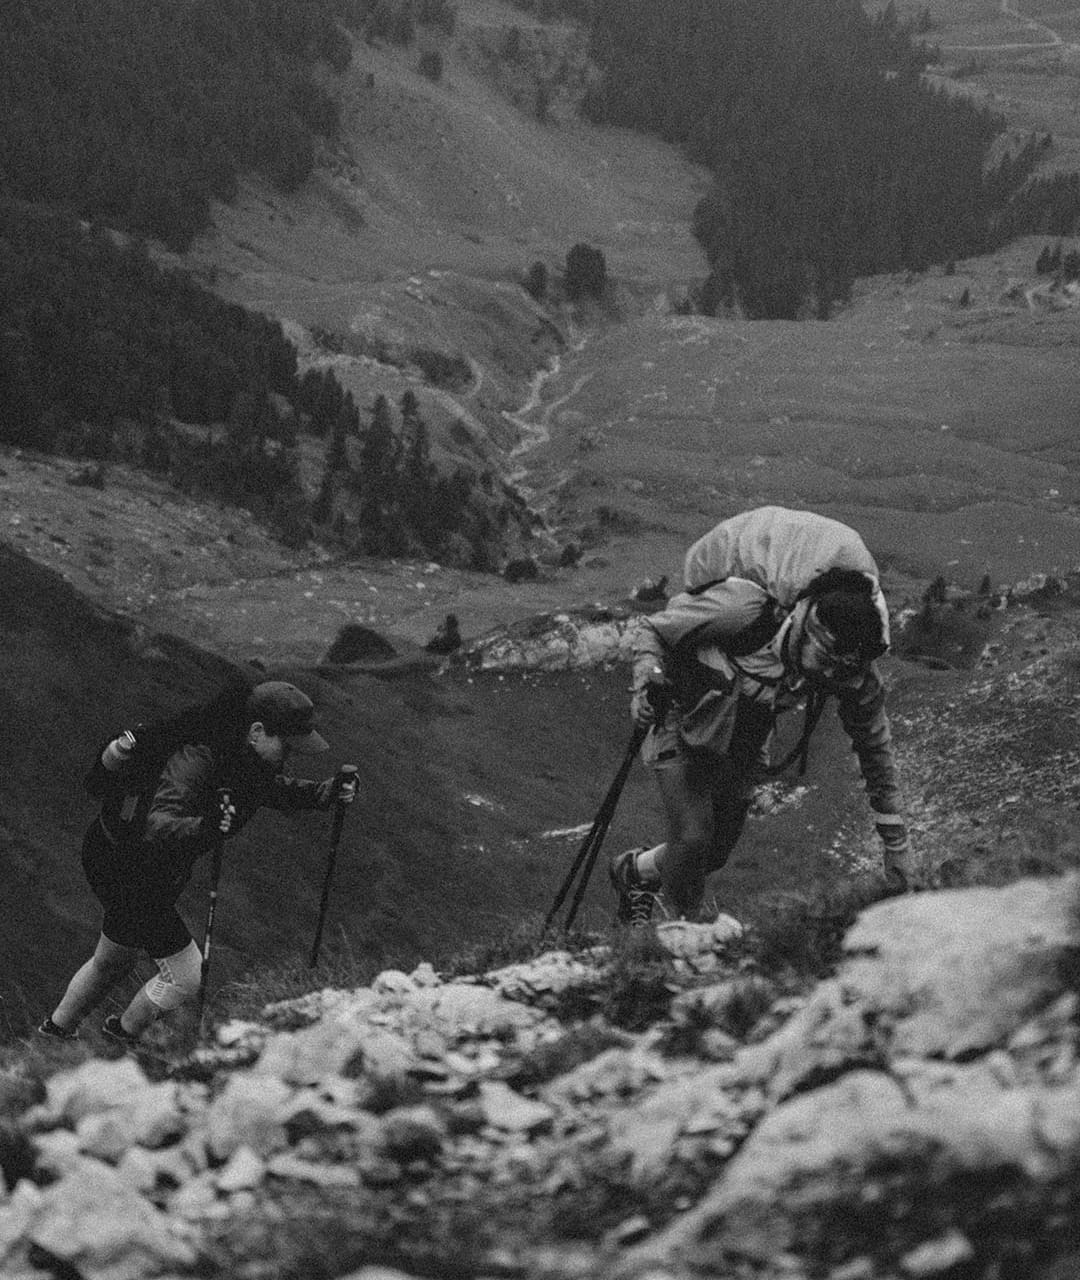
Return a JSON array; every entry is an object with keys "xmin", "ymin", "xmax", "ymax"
[
  {"xmin": 101, "ymin": 1014, "xmax": 139, "ymax": 1047},
  {"xmin": 609, "ymin": 847, "xmax": 659, "ymax": 926},
  {"xmin": 37, "ymin": 1016, "xmax": 78, "ymax": 1042}
]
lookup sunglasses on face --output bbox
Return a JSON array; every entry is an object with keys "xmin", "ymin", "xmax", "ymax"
[{"xmin": 797, "ymin": 609, "xmax": 873, "ymax": 680}]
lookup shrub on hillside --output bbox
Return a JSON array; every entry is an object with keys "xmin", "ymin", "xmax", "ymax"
[
  {"xmin": 564, "ymin": 242, "xmax": 608, "ymax": 301},
  {"xmin": 418, "ymin": 49, "xmax": 444, "ymax": 81},
  {"xmin": 596, "ymin": 928, "xmax": 678, "ymax": 1031},
  {"xmin": 894, "ymin": 596, "xmax": 995, "ymax": 670},
  {"xmin": 743, "ymin": 873, "xmax": 891, "ymax": 979},
  {"xmin": 410, "ymin": 347, "xmax": 473, "ymax": 389},
  {"xmin": 523, "ymin": 260, "xmax": 549, "ymax": 301}
]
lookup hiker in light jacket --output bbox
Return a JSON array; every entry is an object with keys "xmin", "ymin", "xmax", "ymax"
[
  {"xmin": 39, "ymin": 681, "xmax": 357, "ymax": 1045},
  {"xmin": 611, "ymin": 506, "xmax": 914, "ymax": 924}
]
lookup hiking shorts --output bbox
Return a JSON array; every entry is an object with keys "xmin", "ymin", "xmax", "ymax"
[
  {"xmin": 642, "ymin": 692, "xmax": 774, "ymax": 774},
  {"xmin": 80, "ymin": 819, "xmax": 193, "ymax": 958}
]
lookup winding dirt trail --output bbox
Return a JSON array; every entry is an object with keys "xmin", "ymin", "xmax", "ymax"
[
  {"xmin": 503, "ymin": 323, "xmax": 592, "ymax": 479},
  {"xmin": 938, "ymin": 0, "xmax": 1078, "ymax": 52}
]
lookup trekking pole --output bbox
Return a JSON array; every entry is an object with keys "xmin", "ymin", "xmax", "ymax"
[
  {"xmin": 308, "ymin": 765, "xmax": 359, "ymax": 969},
  {"xmin": 542, "ymin": 722, "xmax": 648, "ymax": 937},
  {"xmin": 196, "ymin": 788, "xmax": 230, "ymax": 1038}
]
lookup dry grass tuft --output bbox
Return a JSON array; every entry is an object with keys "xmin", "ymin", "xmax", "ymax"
[
  {"xmin": 216, "ymin": 946, "xmax": 392, "ymax": 1026},
  {"xmin": 594, "ymin": 926, "xmax": 679, "ymax": 1031},
  {"xmin": 742, "ymin": 872, "xmax": 891, "ymax": 979},
  {"xmin": 437, "ymin": 913, "xmax": 600, "ymax": 979}
]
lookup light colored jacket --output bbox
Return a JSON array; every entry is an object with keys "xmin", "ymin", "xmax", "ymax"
[{"xmin": 631, "ymin": 508, "xmax": 902, "ymax": 816}]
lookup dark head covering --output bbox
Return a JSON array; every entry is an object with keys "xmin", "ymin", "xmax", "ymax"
[
  {"xmin": 246, "ymin": 682, "xmax": 328, "ymax": 754},
  {"xmin": 814, "ymin": 589, "xmax": 887, "ymax": 660}
]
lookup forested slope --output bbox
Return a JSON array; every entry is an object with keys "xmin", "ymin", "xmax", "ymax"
[{"xmin": 581, "ymin": 0, "xmax": 1078, "ymax": 316}]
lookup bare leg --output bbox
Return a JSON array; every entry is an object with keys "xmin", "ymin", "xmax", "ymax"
[
  {"xmin": 119, "ymin": 987, "xmax": 162, "ymax": 1037},
  {"xmin": 652, "ymin": 750, "xmax": 756, "ymax": 916},
  {"xmin": 51, "ymin": 933, "xmax": 139, "ymax": 1031},
  {"xmin": 654, "ymin": 753, "xmax": 719, "ymax": 916},
  {"xmin": 121, "ymin": 939, "xmax": 203, "ymax": 1036}
]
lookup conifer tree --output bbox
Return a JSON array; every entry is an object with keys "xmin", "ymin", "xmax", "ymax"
[{"xmin": 358, "ymin": 394, "xmax": 402, "ymax": 553}]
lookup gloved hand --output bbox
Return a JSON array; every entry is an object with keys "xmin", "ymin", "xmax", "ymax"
[
  {"xmin": 630, "ymin": 669, "xmax": 674, "ymax": 727},
  {"xmin": 335, "ymin": 769, "xmax": 359, "ymax": 806},
  {"xmin": 214, "ymin": 789, "xmax": 237, "ymax": 837},
  {"xmin": 876, "ymin": 816, "xmax": 915, "ymax": 893}
]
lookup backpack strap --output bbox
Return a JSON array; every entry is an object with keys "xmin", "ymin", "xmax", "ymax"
[
  {"xmin": 760, "ymin": 685, "xmax": 831, "ymax": 778},
  {"xmin": 686, "ymin": 577, "xmax": 726, "ymax": 596}
]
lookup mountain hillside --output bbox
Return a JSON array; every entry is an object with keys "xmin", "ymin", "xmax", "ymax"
[
  {"xmin": 168, "ymin": 2, "xmax": 710, "ymax": 487},
  {"xmin": 3, "ymin": 3, "xmax": 1080, "ymax": 1275},
  {"xmin": 157, "ymin": 0, "xmax": 1080, "ymax": 598},
  {"xmin": 4, "ymin": 0, "xmax": 1080, "ymax": 1027}
]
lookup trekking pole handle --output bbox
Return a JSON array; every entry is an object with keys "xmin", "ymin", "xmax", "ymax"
[
  {"xmin": 335, "ymin": 764, "xmax": 359, "ymax": 801},
  {"xmin": 215, "ymin": 787, "xmax": 235, "ymax": 837}
]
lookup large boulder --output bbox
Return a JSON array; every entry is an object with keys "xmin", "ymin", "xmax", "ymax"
[
  {"xmin": 644, "ymin": 1063, "xmax": 1080, "ymax": 1271},
  {"xmin": 462, "ymin": 607, "xmax": 639, "ymax": 671},
  {"xmin": 620, "ymin": 874, "xmax": 1080, "ymax": 1277},
  {"xmin": 738, "ymin": 873, "xmax": 1080, "ymax": 1102}
]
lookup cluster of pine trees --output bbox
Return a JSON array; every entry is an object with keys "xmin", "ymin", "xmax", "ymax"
[
  {"xmin": 315, "ymin": 388, "xmax": 523, "ymax": 564},
  {"xmin": 580, "ymin": 0, "xmax": 1063, "ymax": 318},
  {"xmin": 0, "ymin": 0, "xmax": 352, "ymax": 251},
  {"xmin": 0, "ymin": 206, "xmax": 300, "ymax": 456},
  {"xmin": 0, "ymin": 0, "xmax": 528, "ymax": 566},
  {"xmin": 999, "ymin": 172, "xmax": 1080, "ymax": 240},
  {"xmin": 1034, "ymin": 241, "xmax": 1080, "ymax": 279},
  {"xmin": 0, "ymin": 206, "xmax": 514, "ymax": 564}
]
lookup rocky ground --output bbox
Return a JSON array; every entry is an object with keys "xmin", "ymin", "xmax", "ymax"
[{"xmin": 2, "ymin": 868, "xmax": 1078, "ymax": 1280}]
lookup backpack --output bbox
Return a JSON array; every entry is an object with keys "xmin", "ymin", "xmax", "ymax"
[
  {"xmin": 85, "ymin": 683, "xmax": 251, "ymax": 845},
  {"xmin": 682, "ymin": 506, "xmax": 891, "ymax": 650},
  {"xmin": 683, "ymin": 506, "xmax": 882, "ymax": 601}
]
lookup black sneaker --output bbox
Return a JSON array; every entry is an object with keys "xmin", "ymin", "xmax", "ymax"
[
  {"xmin": 609, "ymin": 847, "xmax": 658, "ymax": 926},
  {"xmin": 37, "ymin": 1016, "xmax": 78, "ymax": 1042},
  {"xmin": 101, "ymin": 1014, "xmax": 139, "ymax": 1047}
]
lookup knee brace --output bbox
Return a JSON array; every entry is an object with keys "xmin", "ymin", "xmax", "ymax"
[{"xmin": 144, "ymin": 940, "xmax": 202, "ymax": 1011}]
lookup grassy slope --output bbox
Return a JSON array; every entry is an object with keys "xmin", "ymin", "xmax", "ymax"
[{"xmin": 164, "ymin": 0, "xmax": 1080, "ymax": 608}]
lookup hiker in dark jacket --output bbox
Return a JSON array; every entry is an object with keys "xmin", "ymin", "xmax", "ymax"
[
  {"xmin": 39, "ymin": 681, "xmax": 356, "ymax": 1045},
  {"xmin": 610, "ymin": 506, "xmax": 914, "ymax": 925}
]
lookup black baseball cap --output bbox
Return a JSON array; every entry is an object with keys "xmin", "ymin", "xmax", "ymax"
[{"xmin": 246, "ymin": 682, "xmax": 328, "ymax": 754}]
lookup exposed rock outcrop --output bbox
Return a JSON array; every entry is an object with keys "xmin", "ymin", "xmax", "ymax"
[{"xmin": 3, "ymin": 883, "xmax": 1078, "ymax": 1280}]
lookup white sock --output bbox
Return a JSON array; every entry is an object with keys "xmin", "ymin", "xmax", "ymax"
[{"xmin": 635, "ymin": 843, "xmax": 666, "ymax": 886}]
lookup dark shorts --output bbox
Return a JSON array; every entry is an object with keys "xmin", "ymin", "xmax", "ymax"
[{"xmin": 81, "ymin": 819, "xmax": 192, "ymax": 958}]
